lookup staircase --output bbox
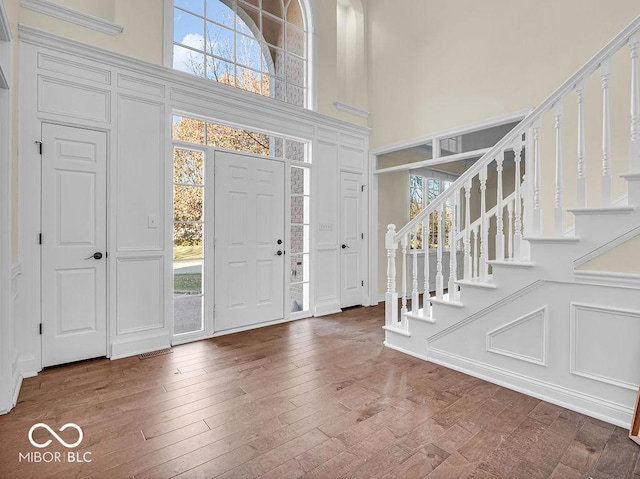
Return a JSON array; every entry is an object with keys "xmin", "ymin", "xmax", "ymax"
[{"xmin": 383, "ymin": 16, "xmax": 640, "ymax": 428}]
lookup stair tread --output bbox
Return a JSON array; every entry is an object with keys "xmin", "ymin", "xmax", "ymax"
[
  {"xmin": 382, "ymin": 325, "xmax": 411, "ymax": 337},
  {"xmin": 430, "ymin": 296, "xmax": 464, "ymax": 308},
  {"xmin": 620, "ymin": 172, "xmax": 640, "ymax": 180},
  {"xmin": 456, "ymin": 278, "xmax": 497, "ymax": 289},
  {"xmin": 567, "ymin": 206, "xmax": 634, "ymax": 215},
  {"xmin": 525, "ymin": 236, "xmax": 580, "ymax": 243},
  {"xmin": 404, "ymin": 310, "xmax": 436, "ymax": 323},
  {"xmin": 488, "ymin": 260, "xmax": 535, "ymax": 268}
]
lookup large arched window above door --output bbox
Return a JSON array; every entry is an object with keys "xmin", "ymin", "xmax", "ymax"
[{"xmin": 171, "ymin": 0, "xmax": 309, "ymax": 107}]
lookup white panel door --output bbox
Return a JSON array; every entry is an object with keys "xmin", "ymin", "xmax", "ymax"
[
  {"xmin": 41, "ymin": 124, "xmax": 107, "ymax": 367},
  {"xmin": 340, "ymin": 172, "xmax": 363, "ymax": 308},
  {"xmin": 215, "ymin": 151, "xmax": 285, "ymax": 331}
]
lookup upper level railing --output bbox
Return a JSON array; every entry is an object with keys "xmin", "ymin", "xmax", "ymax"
[{"xmin": 384, "ymin": 15, "xmax": 640, "ymax": 331}]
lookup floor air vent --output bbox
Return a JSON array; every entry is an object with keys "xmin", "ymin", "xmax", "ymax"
[{"xmin": 138, "ymin": 348, "xmax": 173, "ymax": 359}]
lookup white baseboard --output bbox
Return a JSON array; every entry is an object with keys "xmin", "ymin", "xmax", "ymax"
[{"xmin": 426, "ymin": 347, "xmax": 633, "ymax": 428}]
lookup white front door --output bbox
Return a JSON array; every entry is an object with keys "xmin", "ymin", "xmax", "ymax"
[
  {"xmin": 340, "ymin": 171, "xmax": 363, "ymax": 308},
  {"xmin": 41, "ymin": 123, "xmax": 107, "ymax": 367},
  {"xmin": 214, "ymin": 151, "xmax": 285, "ymax": 331}
]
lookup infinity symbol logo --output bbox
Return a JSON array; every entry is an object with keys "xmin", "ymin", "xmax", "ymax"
[{"xmin": 28, "ymin": 423, "xmax": 84, "ymax": 449}]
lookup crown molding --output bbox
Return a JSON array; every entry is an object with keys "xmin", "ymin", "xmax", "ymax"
[
  {"xmin": 333, "ymin": 101, "xmax": 369, "ymax": 119},
  {"xmin": 20, "ymin": 0, "xmax": 123, "ymax": 36}
]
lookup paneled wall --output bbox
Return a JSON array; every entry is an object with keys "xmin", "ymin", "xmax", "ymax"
[{"xmin": 13, "ymin": 26, "xmax": 368, "ymax": 392}]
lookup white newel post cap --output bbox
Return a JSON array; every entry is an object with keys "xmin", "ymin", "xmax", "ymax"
[{"xmin": 385, "ymin": 224, "xmax": 397, "ymax": 250}]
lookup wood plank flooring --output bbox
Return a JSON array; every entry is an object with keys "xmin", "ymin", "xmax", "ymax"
[{"xmin": 0, "ymin": 305, "xmax": 639, "ymax": 478}]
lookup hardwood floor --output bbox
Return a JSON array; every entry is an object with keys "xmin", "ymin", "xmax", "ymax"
[{"xmin": 1, "ymin": 305, "xmax": 639, "ymax": 478}]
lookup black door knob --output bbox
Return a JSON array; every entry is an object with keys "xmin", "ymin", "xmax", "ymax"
[
  {"xmin": 85, "ymin": 252, "xmax": 103, "ymax": 260},
  {"xmin": 277, "ymin": 239, "xmax": 283, "ymax": 245},
  {"xmin": 341, "ymin": 244, "xmax": 350, "ymax": 249},
  {"xmin": 275, "ymin": 250, "xmax": 283, "ymax": 256}
]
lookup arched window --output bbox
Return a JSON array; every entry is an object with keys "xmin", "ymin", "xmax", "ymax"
[{"xmin": 171, "ymin": 0, "xmax": 308, "ymax": 107}]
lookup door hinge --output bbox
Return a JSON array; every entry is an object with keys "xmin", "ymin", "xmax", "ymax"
[
  {"xmin": 105, "ymin": 251, "xmax": 108, "ymax": 258},
  {"xmin": 361, "ymin": 280, "xmax": 364, "ymax": 287},
  {"xmin": 36, "ymin": 141, "xmax": 42, "ymax": 155},
  {"xmin": 38, "ymin": 233, "xmax": 42, "ymax": 245},
  {"xmin": 361, "ymin": 233, "xmax": 364, "ymax": 239},
  {"xmin": 39, "ymin": 323, "xmax": 42, "ymax": 335},
  {"xmin": 361, "ymin": 185, "xmax": 364, "ymax": 192}
]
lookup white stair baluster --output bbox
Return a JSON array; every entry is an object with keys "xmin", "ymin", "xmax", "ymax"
[
  {"xmin": 385, "ymin": 224, "xmax": 398, "ymax": 328},
  {"xmin": 448, "ymin": 196, "xmax": 457, "ymax": 299},
  {"xmin": 436, "ymin": 205, "xmax": 444, "ymax": 299},
  {"xmin": 507, "ymin": 200, "xmax": 514, "ymax": 259},
  {"xmin": 479, "ymin": 166, "xmax": 488, "ymax": 281},
  {"xmin": 495, "ymin": 153, "xmax": 505, "ymax": 260},
  {"xmin": 411, "ymin": 227, "xmax": 419, "ymax": 314},
  {"xmin": 602, "ymin": 58, "xmax": 612, "ymax": 206},
  {"xmin": 513, "ymin": 142, "xmax": 523, "ymax": 259},
  {"xmin": 473, "ymin": 224, "xmax": 479, "ymax": 278},
  {"xmin": 631, "ymin": 34, "xmax": 640, "ymax": 172},
  {"xmin": 554, "ymin": 101, "xmax": 564, "ymax": 235},
  {"xmin": 463, "ymin": 181, "xmax": 472, "ymax": 280},
  {"xmin": 576, "ymin": 80, "xmax": 587, "ymax": 208},
  {"xmin": 401, "ymin": 233, "xmax": 408, "ymax": 316},
  {"xmin": 533, "ymin": 121, "xmax": 542, "ymax": 235},
  {"xmin": 423, "ymin": 221, "xmax": 429, "ymax": 308}
]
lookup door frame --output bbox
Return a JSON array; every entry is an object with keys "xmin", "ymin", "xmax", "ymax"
[
  {"xmin": 39, "ymin": 121, "xmax": 111, "ymax": 366},
  {"xmin": 170, "ymin": 145, "xmax": 313, "ymax": 345}
]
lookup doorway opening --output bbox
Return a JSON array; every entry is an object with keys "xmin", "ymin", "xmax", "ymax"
[{"xmin": 171, "ymin": 114, "xmax": 312, "ymax": 341}]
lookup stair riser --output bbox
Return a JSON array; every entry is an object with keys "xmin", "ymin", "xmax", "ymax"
[{"xmin": 573, "ymin": 211, "xmax": 640, "ymax": 244}]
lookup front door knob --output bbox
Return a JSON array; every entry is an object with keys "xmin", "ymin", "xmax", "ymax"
[
  {"xmin": 275, "ymin": 250, "xmax": 283, "ymax": 256},
  {"xmin": 85, "ymin": 252, "xmax": 103, "ymax": 260},
  {"xmin": 341, "ymin": 244, "xmax": 350, "ymax": 249}
]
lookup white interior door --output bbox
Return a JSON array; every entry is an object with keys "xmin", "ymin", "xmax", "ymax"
[
  {"xmin": 340, "ymin": 171, "xmax": 363, "ymax": 308},
  {"xmin": 41, "ymin": 123, "xmax": 107, "ymax": 367},
  {"xmin": 215, "ymin": 151, "xmax": 285, "ymax": 331}
]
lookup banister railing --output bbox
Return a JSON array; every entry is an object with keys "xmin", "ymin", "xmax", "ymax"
[{"xmin": 385, "ymin": 15, "xmax": 640, "ymax": 331}]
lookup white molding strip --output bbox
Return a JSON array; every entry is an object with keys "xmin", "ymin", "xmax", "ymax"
[
  {"xmin": 486, "ymin": 306, "xmax": 548, "ymax": 367},
  {"xmin": 574, "ymin": 225, "xmax": 640, "ymax": 268},
  {"xmin": 574, "ymin": 270, "xmax": 640, "ymax": 289},
  {"xmin": 0, "ymin": 66, "xmax": 7, "ymax": 90},
  {"xmin": 333, "ymin": 101, "xmax": 370, "ymax": 119},
  {"xmin": 20, "ymin": 0, "xmax": 123, "ymax": 36},
  {"xmin": 0, "ymin": 0, "xmax": 11, "ymax": 41},
  {"xmin": 370, "ymin": 108, "xmax": 532, "ymax": 156}
]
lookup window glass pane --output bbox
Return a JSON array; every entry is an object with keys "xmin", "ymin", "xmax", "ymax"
[
  {"xmin": 206, "ymin": 123, "xmax": 271, "ymax": 155},
  {"xmin": 175, "ymin": 0, "xmax": 205, "ymax": 16},
  {"xmin": 290, "ymin": 166, "xmax": 307, "ymax": 194},
  {"xmin": 173, "ymin": 45, "xmax": 205, "ymax": 76},
  {"xmin": 290, "ymin": 253, "xmax": 310, "ymax": 282},
  {"xmin": 205, "ymin": 0, "xmax": 235, "ymax": 28},
  {"xmin": 286, "ymin": 84, "xmax": 305, "ymax": 107},
  {"xmin": 266, "ymin": 45, "xmax": 285, "ymax": 77},
  {"xmin": 174, "ymin": 261, "xmax": 203, "ymax": 294},
  {"xmin": 262, "ymin": 13, "xmax": 284, "ymax": 49},
  {"xmin": 234, "ymin": 33, "xmax": 265, "ymax": 71},
  {"xmin": 235, "ymin": 66, "xmax": 262, "ymax": 93},
  {"xmin": 290, "ymin": 282, "xmax": 309, "ymax": 312},
  {"xmin": 291, "ymin": 196, "xmax": 309, "ymax": 224},
  {"xmin": 174, "ymin": 293, "xmax": 203, "ymax": 334},
  {"xmin": 286, "ymin": 0, "xmax": 303, "ymax": 27},
  {"xmin": 290, "ymin": 225, "xmax": 310, "ymax": 254},
  {"xmin": 285, "ymin": 54, "xmax": 304, "ymax": 85},
  {"xmin": 206, "ymin": 56, "xmax": 236, "ymax": 85},
  {"xmin": 173, "ymin": 116, "xmax": 206, "ymax": 144},
  {"xmin": 285, "ymin": 139, "xmax": 305, "ymax": 162},
  {"xmin": 174, "ymin": 186, "xmax": 203, "ymax": 221},
  {"xmin": 286, "ymin": 24, "xmax": 305, "ymax": 58},
  {"xmin": 206, "ymin": 21, "xmax": 235, "ymax": 62},
  {"xmin": 174, "ymin": 148, "xmax": 204, "ymax": 184},
  {"xmin": 173, "ymin": 223, "xmax": 203, "ymax": 258},
  {"xmin": 174, "ymin": 8, "xmax": 204, "ymax": 45},
  {"xmin": 262, "ymin": 0, "xmax": 283, "ymax": 19},
  {"xmin": 236, "ymin": 4, "xmax": 260, "ymax": 36}
]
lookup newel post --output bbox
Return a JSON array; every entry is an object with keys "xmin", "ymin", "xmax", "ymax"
[{"xmin": 385, "ymin": 224, "xmax": 399, "ymax": 328}]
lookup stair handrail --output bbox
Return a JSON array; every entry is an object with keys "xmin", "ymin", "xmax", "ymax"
[{"xmin": 394, "ymin": 14, "xmax": 640, "ymax": 243}]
